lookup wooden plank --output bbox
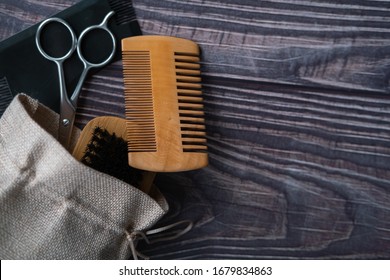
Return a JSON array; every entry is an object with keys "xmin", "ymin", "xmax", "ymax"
[
  {"xmin": 137, "ymin": 79, "xmax": 390, "ymax": 259},
  {"xmin": 132, "ymin": 0, "xmax": 390, "ymax": 258},
  {"xmin": 0, "ymin": 0, "xmax": 76, "ymax": 39},
  {"xmin": 134, "ymin": 0, "xmax": 390, "ymax": 94}
]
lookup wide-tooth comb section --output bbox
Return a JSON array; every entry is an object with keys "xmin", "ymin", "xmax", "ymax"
[
  {"xmin": 175, "ymin": 52, "xmax": 207, "ymax": 153},
  {"xmin": 122, "ymin": 36, "xmax": 208, "ymax": 172},
  {"xmin": 123, "ymin": 50, "xmax": 157, "ymax": 152}
]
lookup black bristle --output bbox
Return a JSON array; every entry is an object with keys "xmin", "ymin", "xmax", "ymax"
[{"xmin": 81, "ymin": 126, "xmax": 142, "ymax": 186}]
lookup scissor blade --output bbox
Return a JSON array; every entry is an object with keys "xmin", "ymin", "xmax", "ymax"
[{"xmin": 58, "ymin": 95, "xmax": 76, "ymax": 150}]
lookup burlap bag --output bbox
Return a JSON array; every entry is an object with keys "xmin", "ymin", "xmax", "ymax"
[{"xmin": 0, "ymin": 94, "xmax": 168, "ymax": 259}]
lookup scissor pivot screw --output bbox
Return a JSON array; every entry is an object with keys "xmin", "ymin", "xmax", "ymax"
[{"xmin": 62, "ymin": 119, "xmax": 70, "ymax": 126}]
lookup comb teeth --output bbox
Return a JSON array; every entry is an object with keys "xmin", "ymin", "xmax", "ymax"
[
  {"xmin": 0, "ymin": 76, "xmax": 13, "ymax": 118},
  {"xmin": 175, "ymin": 52, "xmax": 207, "ymax": 153},
  {"xmin": 122, "ymin": 35, "xmax": 208, "ymax": 172},
  {"xmin": 108, "ymin": 0, "xmax": 137, "ymax": 25},
  {"xmin": 123, "ymin": 50, "xmax": 157, "ymax": 152}
]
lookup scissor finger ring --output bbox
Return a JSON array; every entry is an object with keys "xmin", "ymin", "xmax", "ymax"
[{"xmin": 35, "ymin": 17, "xmax": 77, "ymax": 62}]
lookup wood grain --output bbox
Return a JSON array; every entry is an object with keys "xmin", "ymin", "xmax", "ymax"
[
  {"xmin": 134, "ymin": 0, "xmax": 390, "ymax": 94},
  {"xmin": 122, "ymin": 35, "xmax": 208, "ymax": 172},
  {"xmin": 1, "ymin": 0, "xmax": 390, "ymax": 259}
]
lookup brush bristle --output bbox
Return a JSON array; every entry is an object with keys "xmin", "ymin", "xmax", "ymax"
[{"xmin": 81, "ymin": 126, "xmax": 141, "ymax": 185}]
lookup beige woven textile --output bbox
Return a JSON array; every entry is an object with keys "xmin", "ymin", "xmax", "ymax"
[{"xmin": 0, "ymin": 94, "xmax": 168, "ymax": 259}]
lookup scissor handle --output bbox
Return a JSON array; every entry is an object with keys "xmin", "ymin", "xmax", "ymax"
[
  {"xmin": 35, "ymin": 12, "xmax": 116, "ymax": 150},
  {"xmin": 36, "ymin": 17, "xmax": 77, "ymax": 150},
  {"xmin": 35, "ymin": 17, "xmax": 77, "ymax": 62},
  {"xmin": 77, "ymin": 11, "xmax": 116, "ymax": 69},
  {"xmin": 70, "ymin": 11, "xmax": 116, "ymax": 104}
]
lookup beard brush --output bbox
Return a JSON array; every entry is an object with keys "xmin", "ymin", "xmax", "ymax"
[
  {"xmin": 122, "ymin": 35, "xmax": 208, "ymax": 172},
  {"xmin": 72, "ymin": 116, "xmax": 155, "ymax": 194}
]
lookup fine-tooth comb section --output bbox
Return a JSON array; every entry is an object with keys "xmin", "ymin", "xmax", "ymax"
[
  {"xmin": 122, "ymin": 35, "xmax": 208, "ymax": 172},
  {"xmin": 122, "ymin": 50, "xmax": 157, "ymax": 152},
  {"xmin": 0, "ymin": 76, "xmax": 14, "ymax": 117},
  {"xmin": 108, "ymin": 0, "xmax": 137, "ymax": 25},
  {"xmin": 175, "ymin": 52, "xmax": 207, "ymax": 153}
]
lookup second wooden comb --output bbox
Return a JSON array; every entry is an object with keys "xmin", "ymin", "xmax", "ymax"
[{"xmin": 122, "ymin": 35, "xmax": 208, "ymax": 172}]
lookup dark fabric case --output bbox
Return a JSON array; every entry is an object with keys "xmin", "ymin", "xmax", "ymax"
[{"xmin": 0, "ymin": 0, "xmax": 141, "ymax": 113}]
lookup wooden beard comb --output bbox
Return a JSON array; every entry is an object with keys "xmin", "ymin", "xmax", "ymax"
[{"xmin": 122, "ymin": 35, "xmax": 208, "ymax": 172}]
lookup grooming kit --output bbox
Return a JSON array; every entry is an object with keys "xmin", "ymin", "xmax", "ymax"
[{"xmin": 0, "ymin": 0, "xmax": 208, "ymax": 259}]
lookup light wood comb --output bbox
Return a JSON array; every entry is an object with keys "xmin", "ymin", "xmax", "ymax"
[{"xmin": 122, "ymin": 35, "xmax": 208, "ymax": 172}]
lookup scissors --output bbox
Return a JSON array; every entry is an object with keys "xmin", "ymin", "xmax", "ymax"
[{"xmin": 35, "ymin": 11, "xmax": 116, "ymax": 150}]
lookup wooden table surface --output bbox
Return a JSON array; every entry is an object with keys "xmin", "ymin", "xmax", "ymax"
[{"xmin": 1, "ymin": 0, "xmax": 390, "ymax": 259}]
